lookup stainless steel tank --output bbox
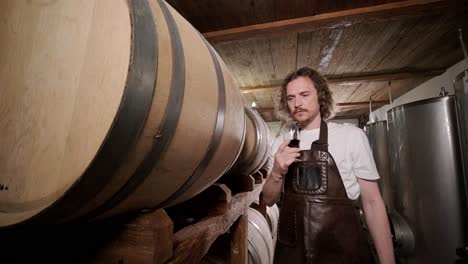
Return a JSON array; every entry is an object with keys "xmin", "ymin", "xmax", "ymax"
[
  {"xmin": 454, "ymin": 70, "xmax": 468, "ymax": 203},
  {"xmin": 364, "ymin": 121, "xmax": 394, "ymax": 210},
  {"xmin": 454, "ymin": 70, "xmax": 468, "ymax": 132},
  {"xmin": 387, "ymin": 95, "xmax": 468, "ymax": 263}
]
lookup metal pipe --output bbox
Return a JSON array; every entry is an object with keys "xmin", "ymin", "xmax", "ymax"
[{"xmin": 458, "ymin": 28, "xmax": 468, "ymax": 63}]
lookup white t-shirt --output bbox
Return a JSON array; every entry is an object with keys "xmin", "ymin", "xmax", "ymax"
[{"xmin": 269, "ymin": 122, "xmax": 379, "ymax": 200}]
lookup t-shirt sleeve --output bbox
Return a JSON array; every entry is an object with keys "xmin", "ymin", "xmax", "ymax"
[
  {"xmin": 267, "ymin": 136, "xmax": 283, "ymax": 175},
  {"xmin": 350, "ymin": 128, "xmax": 380, "ymax": 180}
]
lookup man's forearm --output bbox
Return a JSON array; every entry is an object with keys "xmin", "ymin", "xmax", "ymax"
[
  {"xmin": 262, "ymin": 171, "xmax": 284, "ymax": 206},
  {"xmin": 362, "ymin": 197, "xmax": 395, "ymax": 264}
]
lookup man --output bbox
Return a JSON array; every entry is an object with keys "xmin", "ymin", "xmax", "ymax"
[{"xmin": 262, "ymin": 67, "xmax": 395, "ymax": 263}]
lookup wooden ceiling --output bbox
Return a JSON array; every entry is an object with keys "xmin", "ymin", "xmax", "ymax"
[{"xmin": 167, "ymin": 0, "xmax": 468, "ymax": 121}]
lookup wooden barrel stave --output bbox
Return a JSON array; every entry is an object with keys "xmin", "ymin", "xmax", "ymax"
[
  {"xmin": 103, "ymin": 1, "xmax": 245, "ymax": 214},
  {"xmin": 0, "ymin": 0, "xmax": 133, "ymax": 226},
  {"xmin": 0, "ymin": 0, "xmax": 245, "ymax": 226}
]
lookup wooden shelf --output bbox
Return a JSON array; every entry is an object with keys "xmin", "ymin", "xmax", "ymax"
[{"xmin": 0, "ymin": 174, "xmax": 265, "ymax": 264}]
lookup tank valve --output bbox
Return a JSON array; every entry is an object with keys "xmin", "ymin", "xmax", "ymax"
[{"xmin": 439, "ymin": 86, "xmax": 448, "ymax": 97}]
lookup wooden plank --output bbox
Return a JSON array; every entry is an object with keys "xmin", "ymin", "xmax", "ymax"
[
  {"xmin": 165, "ymin": 183, "xmax": 233, "ymax": 233},
  {"xmin": 328, "ymin": 20, "xmax": 405, "ymax": 74},
  {"xmin": 331, "ymin": 115, "xmax": 362, "ymax": 120},
  {"xmin": 328, "ymin": 69, "xmax": 444, "ymax": 84},
  {"xmin": 259, "ymin": 168, "xmax": 268, "ymax": 179},
  {"xmin": 269, "ymin": 33, "xmax": 298, "ymax": 80},
  {"xmin": 1, "ymin": 182, "xmax": 264, "ymax": 264},
  {"xmin": 343, "ymin": 78, "xmax": 426, "ymax": 103},
  {"xmin": 152, "ymin": 210, "xmax": 175, "ymax": 263},
  {"xmin": 218, "ymin": 0, "xmax": 258, "ymax": 31},
  {"xmin": 165, "ymin": 0, "xmax": 257, "ymax": 33},
  {"xmin": 372, "ymin": 77, "xmax": 431, "ymax": 101},
  {"xmin": 339, "ymin": 100, "xmax": 389, "ymax": 106},
  {"xmin": 257, "ymin": 99, "xmax": 389, "ymax": 121},
  {"xmin": 258, "ymin": 193, "xmax": 268, "ymax": 218},
  {"xmin": 336, "ymin": 108, "xmax": 370, "ymax": 118},
  {"xmin": 253, "ymin": 0, "xmax": 275, "ymax": 23},
  {"xmin": 213, "ymin": 38, "xmax": 275, "ymax": 87},
  {"xmin": 251, "ymin": 171, "xmax": 264, "ymax": 184},
  {"xmin": 167, "ymin": 0, "xmax": 414, "ymax": 33},
  {"xmin": 344, "ymin": 82, "xmax": 375, "ymax": 103},
  {"xmin": 405, "ymin": 16, "xmax": 467, "ymax": 69},
  {"xmin": 169, "ymin": 184, "xmax": 263, "ymax": 264},
  {"xmin": 0, "ymin": 209, "xmax": 174, "ymax": 263},
  {"xmin": 256, "ymin": 100, "xmax": 388, "ymax": 113},
  {"xmin": 324, "ymin": 26, "xmax": 357, "ymax": 75},
  {"xmin": 192, "ymin": 183, "xmax": 233, "ymax": 217},
  {"xmin": 274, "ymin": 0, "xmax": 299, "ymax": 21},
  {"xmin": 330, "ymin": 83, "xmax": 362, "ymax": 103},
  {"xmin": 203, "ymin": 0, "xmax": 447, "ymax": 43},
  {"xmin": 230, "ymin": 211, "xmax": 248, "ymax": 264},
  {"xmin": 250, "ymin": 193, "xmax": 268, "ymax": 219},
  {"xmin": 364, "ymin": 15, "xmax": 447, "ymax": 72},
  {"xmin": 412, "ymin": 28, "xmax": 467, "ymax": 70},
  {"xmin": 238, "ymin": 174, "xmax": 256, "ymax": 193},
  {"xmin": 317, "ymin": 28, "xmax": 345, "ymax": 73},
  {"xmin": 91, "ymin": 209, "xmax": 174, "ymax": 264}
]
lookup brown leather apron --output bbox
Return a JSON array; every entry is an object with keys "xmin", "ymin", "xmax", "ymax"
[{"xmin": 274, "ymin": 120, "xmax": 374, "ymax": 264}]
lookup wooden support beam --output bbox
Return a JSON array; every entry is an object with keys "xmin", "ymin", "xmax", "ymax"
[
  {"xmin": 203, "ymin": 0, "xmax": 447, "ymax": 43},
  {"xmin": 169, "ymin": 184, "xmax": 262, "ymax": 264},
  {"xmin": 230, "ymin": 211, "xmax": 248, "ymax": 264},
  {"xmin": 90, "ymin": 211, "xmax": 174, "ymax": 263},
  {"xmin": 331, "ymin": 115, "xmax": 362, "ymax": 121},
  {"xmin": 337, "ymin": 100, "xmax": 389, "ymax": 107},
  {"xmin": 257, "ymin": 100, "xmax": 387, "ymax": 122},
  {"xmin": 165, "ymin": 183, "xmax": 233, "ymax": 231},
  {"xmin": 240, "ymin": 69, "xmax": 444, "ymax": 94},
  {"xmin": 256, "ymin": 100, "xmax": 388, "ymax": 114},
  {"xmin": 250, "ymin": 171, "xmax": 264, "ymax": 184},
  {"xmin": 0, "ymin": 209, "xmax": 175, "ymax": 263},
  {"xmin": 326, "ymin": 69, "xmax": 444, "ymax": 84},
  {"xmin": 250, "ymin": 193, "xmax": 268, "ymax": 219}
]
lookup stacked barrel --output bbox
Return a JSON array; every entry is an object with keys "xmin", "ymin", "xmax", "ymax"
[{"xmin": 0, "ymin": 0, "xmax": 271, "ymax": 227}]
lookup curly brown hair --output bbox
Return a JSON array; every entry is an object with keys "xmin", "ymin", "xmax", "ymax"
[{"xmin": 276, "ymin": 67, "xmax": 334, "ymax": 122}]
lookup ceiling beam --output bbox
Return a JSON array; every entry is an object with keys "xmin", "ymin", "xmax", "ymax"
[
  {"xmin": 330, "ymin": 115, "xmax": 362, "ymax": 120},
  {"xmin": 255, "ymin": 100, "xmax": 388, "ymax": 114},
  {"xmin": 336, "ymin": 101, "xmax": 389, "ymax": 107},
  {"xmin": 262, "ymin": 115, "xmax": 363, "ymax": 123},
  {"xmin": 203, "ymin": 0, "xmax": 447, "ymax": 43},
  {"xmin": 240, "ymin": 69, "xmax": 444, "ymax": 94}
]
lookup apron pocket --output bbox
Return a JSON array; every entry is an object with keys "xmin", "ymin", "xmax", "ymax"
[{"xmin": 292, "ymin": 161, "xmax": 327, "ymax": 195}]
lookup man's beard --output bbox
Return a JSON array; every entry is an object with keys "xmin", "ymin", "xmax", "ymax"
[{"xmin": 291, "ymin": 109, "xmax": 319, "ymax": 127}]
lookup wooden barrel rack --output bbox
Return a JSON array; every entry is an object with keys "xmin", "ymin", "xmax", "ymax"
[{"xmin": 0, "ymin": 170, "xmax": 270, "ymax": 264}]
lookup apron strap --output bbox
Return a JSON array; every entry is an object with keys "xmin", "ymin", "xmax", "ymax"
[{"xmin": 311, "ymin": 119, "xmax": 328, "ymax": 152}]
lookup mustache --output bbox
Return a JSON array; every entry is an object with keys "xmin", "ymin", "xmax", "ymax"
[{"xmin": 293, "ymin": 108, "xmax": 307, "ymax": 114}]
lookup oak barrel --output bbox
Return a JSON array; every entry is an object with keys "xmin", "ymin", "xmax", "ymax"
[
  {"xmin": 248, "ymin": 207, "xmax": 275, "ymax": 264},
  {"xmin": 266, "ymin": 204, "xmax": 279, "ymax": 248},
  {"xmin": 228, "ymin": 107, "xmax": 272, "ymax": 176},
  {"xmin": 0, "ymin": 0, "xmax": 245, "ymax": 227}
]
